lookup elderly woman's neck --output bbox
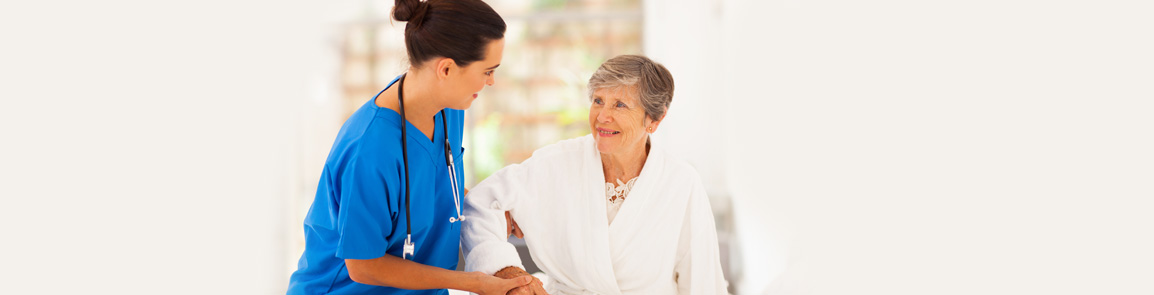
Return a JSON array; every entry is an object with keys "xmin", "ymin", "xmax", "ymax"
[{"xmin": 600, "ymin": 141, "xmax": 651, "ymax": 183}]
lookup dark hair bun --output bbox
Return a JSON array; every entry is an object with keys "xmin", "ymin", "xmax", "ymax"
[
  {"xmin": 393, "ymin": 0, "xmax": 506, "ymax": 68},
  {"xmin": 392, "ymin": 0, "xmax": 429, "ymax": 23}
]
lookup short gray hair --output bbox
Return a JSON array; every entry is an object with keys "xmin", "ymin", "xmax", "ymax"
[{"xmin": 587, "ymin": 55, "xmax": 675, "ymax": 122}]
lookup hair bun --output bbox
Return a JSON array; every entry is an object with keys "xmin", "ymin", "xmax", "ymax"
[{"xmin": 393, "ymin": 0, "xmax": 430, "ymax": 23}]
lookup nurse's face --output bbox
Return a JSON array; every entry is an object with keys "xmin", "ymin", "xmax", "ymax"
[
  {"xmin": 589, "ymin": 86, "xmax": 659, "ymax": 156},
  {"xmin": 443, "ymin": 38, "xmax": 504, "ymax": 110}
]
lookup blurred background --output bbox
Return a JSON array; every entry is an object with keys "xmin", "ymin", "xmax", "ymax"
[{"xmin": 2, "ymin": 0, "xmax": 1152, "ymax": 294}]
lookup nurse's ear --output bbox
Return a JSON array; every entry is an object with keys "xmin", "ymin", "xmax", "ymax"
[{"xmin": 433, "ymin": 57, "xmax": 456, "ymax": 80}]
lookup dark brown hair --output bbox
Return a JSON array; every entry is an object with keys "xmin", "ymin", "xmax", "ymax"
[{"xmin": 392, "ymin": 0, "xmax": 506, "ymax": 68}]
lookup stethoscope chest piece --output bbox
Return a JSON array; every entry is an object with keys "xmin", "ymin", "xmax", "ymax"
[{"xmin": 403, "ymin": 234, "xmax": 415, "ymax": 260}]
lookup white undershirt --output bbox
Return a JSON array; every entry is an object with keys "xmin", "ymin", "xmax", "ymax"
[{"xmin": 605, "ymin": 177, "xmax": 637, "ymax": 224}]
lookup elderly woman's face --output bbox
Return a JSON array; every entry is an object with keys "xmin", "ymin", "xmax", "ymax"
[{"xmin": 589, "ymin": 86, "xmax": 657, "ymax": 155}]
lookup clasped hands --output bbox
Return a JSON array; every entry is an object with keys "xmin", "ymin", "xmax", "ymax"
[{"xmin": 494, "ymin": 266, "xmax": 547, "ymax": 295}]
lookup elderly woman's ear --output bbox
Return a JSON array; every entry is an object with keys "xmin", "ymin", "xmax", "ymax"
[{"xmin": 646, "ymin": 115, "xmax": 665, "ymax": 133}]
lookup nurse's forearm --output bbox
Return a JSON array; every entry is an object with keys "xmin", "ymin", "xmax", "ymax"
[{"xmin": 345, "ymin": 255, "xmax": 487, "ymax": 292}]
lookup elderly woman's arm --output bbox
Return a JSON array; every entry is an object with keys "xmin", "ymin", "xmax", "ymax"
[
  {"xmin": 461, "ymin": 162, "xmax": 534, "ymax": 276},
  {"xmin": 463, "ymin": 188, "xmax": 522, "ymax": 240},
  {"xmin": 462, "ymin": 162, "xmax": 551, "ymax": 295},
  {"xmin": 674, "ymin": 177, "xmax": 730, "ymax": 294}
]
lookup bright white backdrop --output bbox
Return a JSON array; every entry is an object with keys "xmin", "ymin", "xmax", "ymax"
[
  {"xmin": 2, "ymin": 0, "xmax": 1152, "ymax": 294},
  {"xmin": 647, "ymin": 0, "xmax": 1154, "ymax": 294}
]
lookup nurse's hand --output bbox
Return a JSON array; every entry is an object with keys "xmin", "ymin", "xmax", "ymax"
[
  {"xmin": 505, "ymin": 211, "xmax": 524, "ymax": 239},
  {"xmin": 472, "ymin": 272, "xmax": 534, "ymax": 295},
  {"xmin": 495, "ymin": 266, "xmax": 548, "ymax": 295}
]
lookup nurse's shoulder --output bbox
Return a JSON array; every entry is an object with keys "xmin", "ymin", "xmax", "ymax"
[{"xmin": 324, "ymin": 100, "xmax": 407, "ymax": 178}]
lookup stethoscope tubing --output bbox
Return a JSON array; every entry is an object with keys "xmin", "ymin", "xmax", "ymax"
[{"xmin": 393, "ymin": 73, "xmax": 465, "ymax": 260}]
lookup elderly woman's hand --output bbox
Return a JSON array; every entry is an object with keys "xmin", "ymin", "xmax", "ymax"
[
  {"xmin": 505, "ymin": 211, "xmax": 524, "ymax": 239},
  {"xmin": 494, "ymin": 266, "xmax": 547, "ymax": 295}
]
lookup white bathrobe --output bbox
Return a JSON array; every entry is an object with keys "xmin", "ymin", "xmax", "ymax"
[{"xmin": 462, "ymin": 135, "xmax": 728, "ymax": 294}]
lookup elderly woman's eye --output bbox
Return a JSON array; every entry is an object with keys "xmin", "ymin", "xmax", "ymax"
[
  {"xmin": 616, "ymin": 102, "xmax": 627, "ymax": 108},
  {"xmin": 593, "ymin": 98, "xmax": 603, "ymax": 105}
]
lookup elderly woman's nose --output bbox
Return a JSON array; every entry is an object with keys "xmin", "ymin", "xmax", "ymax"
[{"xmin": 596, "ymin": 108, "xmax": 613, "ymax": 122}]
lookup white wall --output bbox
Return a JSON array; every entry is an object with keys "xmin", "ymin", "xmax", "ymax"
[
  {"xmin": 643, "ymin": 0, "xmax": 728, "ymax": 198},
  {"xmin": 0, "ymin": 1, "xmax": 356, "ymax": 293},
  {"xmin": 709, "ymin": 0, "xmax": 1153, "ymax": 294}
]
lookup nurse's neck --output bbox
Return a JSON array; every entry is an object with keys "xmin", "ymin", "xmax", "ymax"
[{"xmin": 376, "ymin": 69, "xmax": 441, "ymax": 141}]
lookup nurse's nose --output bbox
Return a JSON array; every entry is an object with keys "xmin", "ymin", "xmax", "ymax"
[{"xmin": 486, "ymin": 74, "xmax": 495, "ymax": 86}]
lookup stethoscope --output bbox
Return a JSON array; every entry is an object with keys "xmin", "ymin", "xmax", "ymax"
[{"xmin": 391, "ymin": 73, "xmax": 466, "ymax": 260}]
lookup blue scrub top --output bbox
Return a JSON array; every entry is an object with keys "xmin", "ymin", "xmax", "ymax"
[{"xmin": 288, "ymin": 75, "xmax": 466, "ymax": 295}]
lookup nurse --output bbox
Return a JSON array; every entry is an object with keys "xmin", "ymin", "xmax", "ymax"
[{"xmin": 287, "ymin": 0, "xmax": 530, "ymax": 294}]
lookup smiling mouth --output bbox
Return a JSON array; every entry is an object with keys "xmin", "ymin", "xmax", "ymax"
[{"xmin": 597, "ymin": 128, "xmax": 620, "ymax": 135}]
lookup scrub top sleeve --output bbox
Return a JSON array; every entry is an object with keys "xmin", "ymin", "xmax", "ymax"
[{"xmin": 335, "ymin": 151, "xmax": 399, "ymax": 260}]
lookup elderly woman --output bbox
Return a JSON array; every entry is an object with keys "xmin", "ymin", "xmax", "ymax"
[{"xmin": 461, "ymin": 55, "xmax": 728, "ymax": 294}]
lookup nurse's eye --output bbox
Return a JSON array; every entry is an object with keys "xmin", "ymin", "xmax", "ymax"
[{"xmin": 484, "ymin": 70, "xmax": 494, "ymax": 76}]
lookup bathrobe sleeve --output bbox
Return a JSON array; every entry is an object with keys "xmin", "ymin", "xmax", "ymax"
[
  {"xmin": 674, "ymin": 176, "xmax": 729, "ymax": 294},
  {"xmin": 461, "ymin": 160, "xmax": 535, "ymax": 275}
]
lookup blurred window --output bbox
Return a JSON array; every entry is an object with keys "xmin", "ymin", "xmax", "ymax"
[{"xmin": 337, "ymin": 0, "xmax": 643, "ymax": 186}]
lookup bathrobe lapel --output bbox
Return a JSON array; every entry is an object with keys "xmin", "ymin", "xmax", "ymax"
[
  {"xmin": 602, "ymin": 144, "xmax": 692, "ymax": 293},
  {"xmin": 580, "ymin": 145, "xmax": 624, "ymax": 295},
  {"xmin": 607, "ymin": 146, "xmax": 664, "ymax": 234}
]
